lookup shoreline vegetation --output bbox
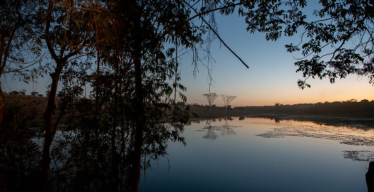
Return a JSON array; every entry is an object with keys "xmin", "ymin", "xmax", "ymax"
[
  {"xmin": 5, "ymin": 94, "xmax": 374, "ymax": 125},
  {"xmin": 189, "ymin": 99, "xmax": 374, "ymax": 120}
]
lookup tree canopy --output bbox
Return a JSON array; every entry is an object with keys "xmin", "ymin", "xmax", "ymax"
[{"xmin": 244, "ymin": 0, "xmax": 374, "ymax": 88}]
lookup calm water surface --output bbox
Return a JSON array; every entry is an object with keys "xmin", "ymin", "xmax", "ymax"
[{"xmin": 139, "ymin": 117, "xmax": 374, "ymax": 192}]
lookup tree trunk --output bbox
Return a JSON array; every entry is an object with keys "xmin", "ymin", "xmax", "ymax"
[
  {"xmin": 40, "ymin": 64, "xmax": 63, "ymax": 191},
  {"xmin": 0, "ymin": 82, "xmax": 4, "ymax": 127},
  {"xmin": 131, "ymin": 39, "xmax": 144, "ymax": 191},
  {"xmin": 111, "ymin": 66, "xmax": 119, "ymax": 192},
  {"xmin": 130, "ymin": 3, "xmax": 144, "ymax": 192},
  {"xmin": 174, "ymin": 41, "xmax": 178, "ymax": 105}
]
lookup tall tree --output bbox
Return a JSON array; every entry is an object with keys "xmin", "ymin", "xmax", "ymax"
[
  {"xmin": 221, "ymin": 95, "xmax": 236, "ymax": 113},
  {"xmin": 0, "ymin": 0, "xmax": 43, "ymax": 127},
  {"xmin": 111, "ymin": 1, "xmax": 201, "ymax": 190},
  {"xmin": 203, "ymin": 93, "xmax": 219, "ymax": 113},
  {"xmin": 3, "ymin": 1, "xmax": 322, "ymax": 191},
  {"xmin": 100, "ymin": 1, "xmax": 310, "ymax": 191},
  {"xmin": 39, "ymin": 0, "xmax": 100, "ymax": 188}
]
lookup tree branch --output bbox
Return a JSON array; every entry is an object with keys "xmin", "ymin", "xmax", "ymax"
[
  {"xmin": 187, "ymin": 3, "xmax": 242, "ymax": 22},
  {"xmin": 184, "ymin": 1, "xmax": 249, "ymax": 68},
  {"xmin": 51, "ymin": 0, "xmax": 107, "ymax": 12}
]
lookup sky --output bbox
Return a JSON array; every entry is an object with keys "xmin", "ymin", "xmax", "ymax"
[
  {"xmin": 3, "ymin": 2, "xmax": 374, "ymax": 107},
  {"xmin": 177, "ymin": 2, "xmax": 374, "ymax": 107}
]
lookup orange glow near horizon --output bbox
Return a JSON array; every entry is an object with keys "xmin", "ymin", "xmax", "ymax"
[{"xmin": 185, "ymin": 75, "xmax": 374, "ymax": 107}]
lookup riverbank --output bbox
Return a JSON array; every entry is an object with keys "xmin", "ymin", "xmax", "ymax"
[
  {"xmin": 4, "ymin": 94, "xmax": 374, "ymax": 125},
  {"xmin": 189, "ymin": 105, "xmax": 374, "ymax": 120}
]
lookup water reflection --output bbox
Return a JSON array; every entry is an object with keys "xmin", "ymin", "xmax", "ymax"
[
  {"xmin": 265, "ymin": 116, "xmax": 374, "ymax": 131},
  {"xmin": 140, "ymin": 117, "xmax": 373, "ymax": 192},
  {"xmin": 256, "ymin": 120, "xmax": 374, "ymax": 161},
  {"xmin": 194, "ymin": 117, "xmax": 374, "ymax": 162},
  {"xmin": 256, "ymin": 123, "xmax": 374, "ymax": 146},
  {"xmin": 202, "ymin": 120, "xmax": 218, "ymax": 139},
  {"xmin": 343, "ymin": 150, "xmax": 374, "ymax": 162},
  {"xmin": 201, "ymin": 118, "xmax": 237, "ymax": 139},
  {"xmin": 221, "ymin": 118, "xmax": 236, "ymax": 136}
]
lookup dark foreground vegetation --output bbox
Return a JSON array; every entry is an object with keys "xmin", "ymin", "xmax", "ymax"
[{"xmin": 1, "ymin": 0, "xmax": 374, "ymax": 192}]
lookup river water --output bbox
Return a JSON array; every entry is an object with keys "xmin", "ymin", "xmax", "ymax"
[{"xmin": 139, "ymin": 117, "xmax": 374, "ymax": 192}]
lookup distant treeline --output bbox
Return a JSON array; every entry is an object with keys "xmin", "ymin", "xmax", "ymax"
[{"xmin": 235, "ymin": 99, "xmax": 374, "ymax": 118}]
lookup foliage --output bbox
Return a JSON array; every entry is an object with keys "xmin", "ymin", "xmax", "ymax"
[
  {"xmin": 19, "ymin": 89, "xmax": 26, "ymax": 95},
  {"xmin": 46, "ymin": 50, "xmax": 189, "ymax": 191},
  {"xmin": 2, "ymin": 0, "xmax": 373, "ymax": 191},
  {"xmin": 0, "ymin": 101, "xmax": 41, "ymax": 191},
  {"xmin": 9, "ymin": 91, "xmax": 19, "ymax": 95},
  {"xmin": 0, "ymin": 0, "xmax": 44, "ymax": 81},
  {"xmin": 243, "ymin": 0, "xmax": 374, "ymax": 88}
]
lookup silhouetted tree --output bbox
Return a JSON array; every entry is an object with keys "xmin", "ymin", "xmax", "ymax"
[
  {"xmin": 221, "ymin": 95, "xmax": 236, "ymax": 113},
  {"xmin": 7, "ymin": 1, "xmax": 357, "ymax": 192},
  {"xmin": 245, "ymin": 0, "xmax": 374, "ymax": 88},
  {"xmin": 19, "ymin": 89, "xmax": 26, "ymax": 95},
  {"xmin": 0, "ymin": 0, "xmax": 43, "ymax": 127},
  {"xmin": 39, "ymin": 0, "xmax": 98, "ymax": 188},
  {"xmin": 203, "ymin": 93, "xmax": 219, "ymax": 113}
]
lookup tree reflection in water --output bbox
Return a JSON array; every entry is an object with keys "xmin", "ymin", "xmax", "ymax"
[
  {"xmin": 202, "ymin": 118, "xmax": 236, "ymax": 139},
  {"xmin": 0, "ymin": 99, "xmax": 188, "ymax": 192},
  {"xmin": 203, "ymin": 119, "xmax": 218, "ymax": 140},
  {"xmin": 221, "ymin": 118, "xmax": 236, "ymax": 136}
]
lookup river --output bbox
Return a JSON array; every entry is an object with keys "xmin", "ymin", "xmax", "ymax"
[{"xmin": 139, "ymin": 117, "xmax": 374, "ymax": 192}]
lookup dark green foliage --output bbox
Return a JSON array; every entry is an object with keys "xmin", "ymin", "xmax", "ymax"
[
  {"xmin": 47, "ymin": 58, "xmax": 190, "ymax": 191},
  {"xmin": 0, "ymin": 103, "xmax": 41, "ymax": 191}
]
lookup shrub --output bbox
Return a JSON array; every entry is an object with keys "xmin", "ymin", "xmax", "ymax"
[{"xmin": 19, "ymin": 89, "xmax": 26, "ymax": 95}]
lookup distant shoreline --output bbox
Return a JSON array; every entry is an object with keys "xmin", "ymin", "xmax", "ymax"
[
  {"xmin": 191, "ymin": 114, "xmax": 374, "ymax": 121},
  {"xmin": 5, "ymin": 94, "xmax": 374, "ymax": 125}
]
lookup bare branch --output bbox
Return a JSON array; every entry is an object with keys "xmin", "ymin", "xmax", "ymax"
[
  {"xmin": 221, "ymin": 94, "xmax": 236, "ymax": 113},
  {"xmin": 203, "ymin": 93, "xmax": 219, "ymax": 113},
  {"xmin": 187, "ymin": 3, "xmax": 242, "ymax": 22},
  {"xmin": 184, "ymin": 0, "xmax": 249, "ymax": 68}
]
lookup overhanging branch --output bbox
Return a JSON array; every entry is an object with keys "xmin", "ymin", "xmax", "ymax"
[
  {"xmin": 187, "ymin": 3, "xmax": 242, "ymax": 22},
  {"xmin": 184, "ymin": 1, "xmax": 249, "ymax": 68}
]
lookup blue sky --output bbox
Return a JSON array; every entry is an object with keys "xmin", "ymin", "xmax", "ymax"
[
  {"xmin": 177, "ymin": 4, "xmax": 374, "ymax": 107},
  {"xmin": 3, "ymin": 2, "xmax": 374, "ymax": 107}
]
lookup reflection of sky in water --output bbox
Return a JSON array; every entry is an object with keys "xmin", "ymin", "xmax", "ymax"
[
  {"xmin": 140, "ymin": 117, "xmax": 373, "ymax": 192},
  {"xmin": 256, "ymin": 121, "xmax": 374, "ymax": 146},
  {"xmin": 31, "ymin": 130, "xmax": 65, "ymax": 147}
]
